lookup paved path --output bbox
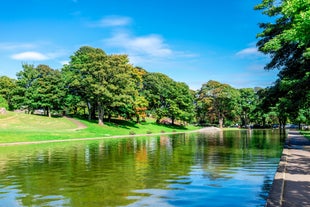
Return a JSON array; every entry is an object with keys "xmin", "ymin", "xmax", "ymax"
[{"xmin": 266, "ymin": 130, "xmax": 310, "ymax": 207}]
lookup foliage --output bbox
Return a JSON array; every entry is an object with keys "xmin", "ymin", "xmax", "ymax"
[
  {"xmin": 11, "ymin": 64, "xmax": 65, "ymax": 116},
  {"xmin": 142, "ymin": 72, "xmax": 195, "ymax": 125},
  {"xmin": 65, "ymin": 46, "xmax": 139, "ymax": 125},
  {"xmin": 0, "ymin": 96, "xmax": 8, "ymax": 109},
  {"xmin": 196, "ymin": 80, "xmax": 240, "ymax": 128},
  {"xmin": 255, "ymin": 0, "xmax": 310, "ymax": 127},
  {"xmin": 238, "ymin": 88, "xmax": 257, "ymax": 127},
  {"xmin": 0, "ymin": 76, "xmax": 16, "ymax": 110}
]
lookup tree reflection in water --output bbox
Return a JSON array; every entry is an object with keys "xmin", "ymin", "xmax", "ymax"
[{"xmin": 0, "ymin": 130, "xmax": 283, "ymax": 207}]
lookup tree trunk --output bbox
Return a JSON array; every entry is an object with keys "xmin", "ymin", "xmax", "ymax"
[
  {"xmin": 91, "ymin": 106, "xmax": 96, "ymax": 120},
  {"xmin": 48, "ymin": 107, "xmax": 51, "ymax": 118},
  {"xmin": 219, "ymin": 116, "xmax": 224, "ymax": 128},
  {"xmin": 87, "ymin": 102, "xmax": 92, "ymax": 121},
  {"xmin": 98, "ymin": 103, "xmax": 104, "ymax": 125}
]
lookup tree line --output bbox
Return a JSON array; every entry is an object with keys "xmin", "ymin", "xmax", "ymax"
[
  {"xmin": 0, "ymin": 45, "xmax": 298, "ymax": 128},
  {"xmin": 1, "ymin": 0, "xmax": 309, "ymax": 128}
]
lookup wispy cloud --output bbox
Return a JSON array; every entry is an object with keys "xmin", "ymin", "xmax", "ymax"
[
  {"xmin": 104, "ymin": 32, "xmax": 172, "ymax": 59},
  {"xmin": 236, "ymin": 47, "xmax": 263, "ymax": 57},
  {"xmin": 11, "ymin": 51, "xmax": 49, "ymax": 61},
  {"xmin": 89, "ymin": 16, "xmax": 132, "ymax": 27},
  {"xmin": 0, "ymin": 42, "xmax": 37, "ymax": 50}
]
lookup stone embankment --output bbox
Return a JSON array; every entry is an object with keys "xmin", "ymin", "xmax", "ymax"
[{"xmin": 266, "ymin": 130, "xmax": 310, "ymax": 207}]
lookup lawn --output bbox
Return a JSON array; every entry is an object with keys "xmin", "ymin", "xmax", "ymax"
[
  {"xmin": 0, "ymin": 112, "xmax": 201, "ymax": 144},
  {"xmin": 301, "ymin": 130, "xmax": 310, "ymax": 139}
]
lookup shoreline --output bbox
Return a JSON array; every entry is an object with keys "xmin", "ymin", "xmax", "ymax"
[{"xmin": 0, "ymin": 126, "xmax": 221, "ymax": 147}]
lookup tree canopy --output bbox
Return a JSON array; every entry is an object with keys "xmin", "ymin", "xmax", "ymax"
[{"xmin": 255, "ymin": 0, "xmax": 310, "ymax": 127}]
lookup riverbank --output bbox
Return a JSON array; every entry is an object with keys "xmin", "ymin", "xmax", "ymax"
[
  {"xmin": 0, "ymin": 126, "xmax": 221, "ymax": 147},
  {"xmin": 0, "ymin": 112, "xmax": 203, "ymax": 144},
  {"xmin": 266, "ymin": 130, "xmax": 310, "ymax": 207}
]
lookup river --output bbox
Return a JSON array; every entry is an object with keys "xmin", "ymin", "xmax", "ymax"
[{"xmin": 0, "ymin": 129, "xmax": 284, "ymax": 207}]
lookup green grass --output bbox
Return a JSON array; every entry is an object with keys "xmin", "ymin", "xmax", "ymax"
[
  {"xmin": 0, "ymin": 112, "xmax": 201, "ymax": 144},
  {"xmin": 301, "ymin": 131, "xmax": 310, "ymax": 139}
]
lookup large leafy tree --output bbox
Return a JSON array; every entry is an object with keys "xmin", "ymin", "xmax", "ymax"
[
  {"xmin": 169, "ymin": 82, "xmax": 195, "ymax": 124},
  {"xmin": 33, "ymin": 65, "xmax": 65, "ymax": 117},
  {"xmin": 65, "ymin": 46, "xmax": 138, "ymax": 125},
  {"xmin": 13, "ymin": 64, "xmax": 39, "ymax": 113},
  {"xmin": 13, "ymin": 64, "xmax": 65, "ymax": 116},
  {"xmin": 63, "ymin": 46, "xmax": 107, "ymax": 121},
  {"xmin": 255, "ymin": 0, "xmax": 310, "ymax": 123},
  {"xmin": 196, "ymin": 80, "xmax": 240, "ymax": 128},
  {"xmin": 142, "ymin": 72, "xmax": 175, "ymax": 122},
  {"xmin": 142, "ymin": 72, "xmax": 194, "ymax": 124},
  {"xmin": 238, "ymin": 88, "xmax": 257, "ymax": 127}
]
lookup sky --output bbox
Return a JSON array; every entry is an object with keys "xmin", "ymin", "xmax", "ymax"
[{"xmin": 0, "ymin": 0, "xmax": 279, "ymax": 90}]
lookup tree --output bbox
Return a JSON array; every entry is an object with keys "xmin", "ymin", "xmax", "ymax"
[
  {"xmin": 63, "ymin": 46, "xmax": 108, "ymax": 121},
  {"xmin": 0, "ymin": 76, "xmax": 16, "ymax": 110},
  {"xmin": 169, "ymin": 82, "xmax": 195, "ymax": 125},
  {"xmin": 142, "ymin": 72, "xmax": 175, "ymax": 122},
  {"xmin": 255, "ymin": 0, "xmax": 310, "ymax": 123},
  {"xmin": 133, "ymin": 95, "xmax": 148, "ymax": 123},
  {"xmin": 196, "ymin": 80, "xmax": 240, "ymax": 128},
  {"xmin": 13, "ymin": 64, "xmax": 65, "ymax": 117},
  {"xmin": 0, "ymin": 96, "xmax": 8, "ymax": 109},
  {"xmin": 66, "ymin": 46, "xmax": 139, "ymax": 125},
  {"xmin": 33, "ymin": 65, "xmax": 65, "ymax": 117},
  {"xmin": 142, "ymin": 72, "xmax": 194, "ymax": 125},
  {"xmin": 238, "ymin": 88, "xmax": 257, "ymax": 127},
  {"xmin": 14, "ymin": 64, "xmax": 39, "ymax": 113}
]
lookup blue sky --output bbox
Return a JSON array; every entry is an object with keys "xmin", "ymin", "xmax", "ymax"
[{"xmin": 0, "ymin": 0, "xmax": 278, "ymax": 90}]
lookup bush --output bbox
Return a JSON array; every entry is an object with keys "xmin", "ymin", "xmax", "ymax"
[
  {"xmin": 0, "ymin": 96, "xmax": 8, "ymax": 110},
  {"xmin": 129, "ymin": 130, "xmax": 136, "ymax": 135}
]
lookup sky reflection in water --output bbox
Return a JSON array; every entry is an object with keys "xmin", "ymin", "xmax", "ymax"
[{"xmin": 0, "ymin": 130, "xmax": 284, "ymax": 207}]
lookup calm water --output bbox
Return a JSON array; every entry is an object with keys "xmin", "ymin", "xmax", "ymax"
[{"xmin": 0, "ymin": 130, "xmax": 284, "ymax": 207}]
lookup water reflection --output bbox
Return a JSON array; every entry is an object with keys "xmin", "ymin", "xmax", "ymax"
[{"xmin": 0, "ymin": 130, "xmax": 283, "ymax": 206}]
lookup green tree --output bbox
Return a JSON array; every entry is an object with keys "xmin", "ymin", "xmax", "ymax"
[
  {"xmin": 63, "ymin": 46, "xmax": 107, "ymax": 121},
  {"xmin": 13, "ymin": 64, "xmax": 39, "ymax": 113},
  {"xmin": 197, "ymin": 80, "xmax": 240, "ymax": 128},
  {"xmin": 142, "ymin": 72, "xmax": 175, "ymax": 122},
  {"xmin": 34, "ymin": 65, "xmax": 65, "ymax": 117},
  {"xmin": 238, "ymin": 88, "xmax": 257, "ymax": 127},
  {"xmin": 66, "ymin": 46, "xmax": 139, "ymax": 125},
  {"xmin": 142, "ymin": 72, "xmax": 194, "ymax": 125},
  {"xmin": 169, "ymin": 82, "xmax": 195, "ymax": 125},
  {"xmin": 0, "ymin": 96, "xmax": 8, "ymax": 109},
  {"xmin": 0, "ymin": 76, "xmax": 16, "ymax": 110},
  {"xmin": 13, "ymin": 64, "xmax": 65, "ymax": 117},
  {"xmin": 255, "ymin": 0, "xmax": 310, "ymax": 123}
]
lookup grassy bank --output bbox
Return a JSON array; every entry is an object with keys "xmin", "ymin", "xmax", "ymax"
[
  {"xmin": 0, "ymin": 112, "xmax": 201, "ymax": 144},
  {"xmin": 301, "ymin": 131, "xmax": 310, "ymax": 139}
]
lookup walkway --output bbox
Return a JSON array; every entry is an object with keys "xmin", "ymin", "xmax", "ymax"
[{"xmin": 266, "ymin": 130, "xmax": 310, "ymax": 207}]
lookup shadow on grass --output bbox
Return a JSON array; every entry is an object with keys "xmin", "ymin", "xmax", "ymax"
[
  {"xmin": 71, "ymin": 115, "xmax": 188, "ymax": 131},
  {"xmin": 72, "ymin": 115, "xmax": 139, "ymax": 129}
]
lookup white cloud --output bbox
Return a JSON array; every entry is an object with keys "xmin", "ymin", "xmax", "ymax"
[
  {"xmin": 236, "ymin": 47, "xmax": 262, "ymax": 57},
  {"xmin": 104, "ymin": 32, "xmax": 172, "ymax": 58},
  {"xmin": 11, "ymin": 51, "xmax": 49, "ymax": 61},
  {"xmin": 0, "ymin": 42, "xmax": 37, "ymax": 50},
  {"xmin": 90, "ymin": 16, "xmax": 132, "ymax": 27},
  {"xmin": 60, "ymin": 60, "xmax": 69, "ymax": 65}
]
